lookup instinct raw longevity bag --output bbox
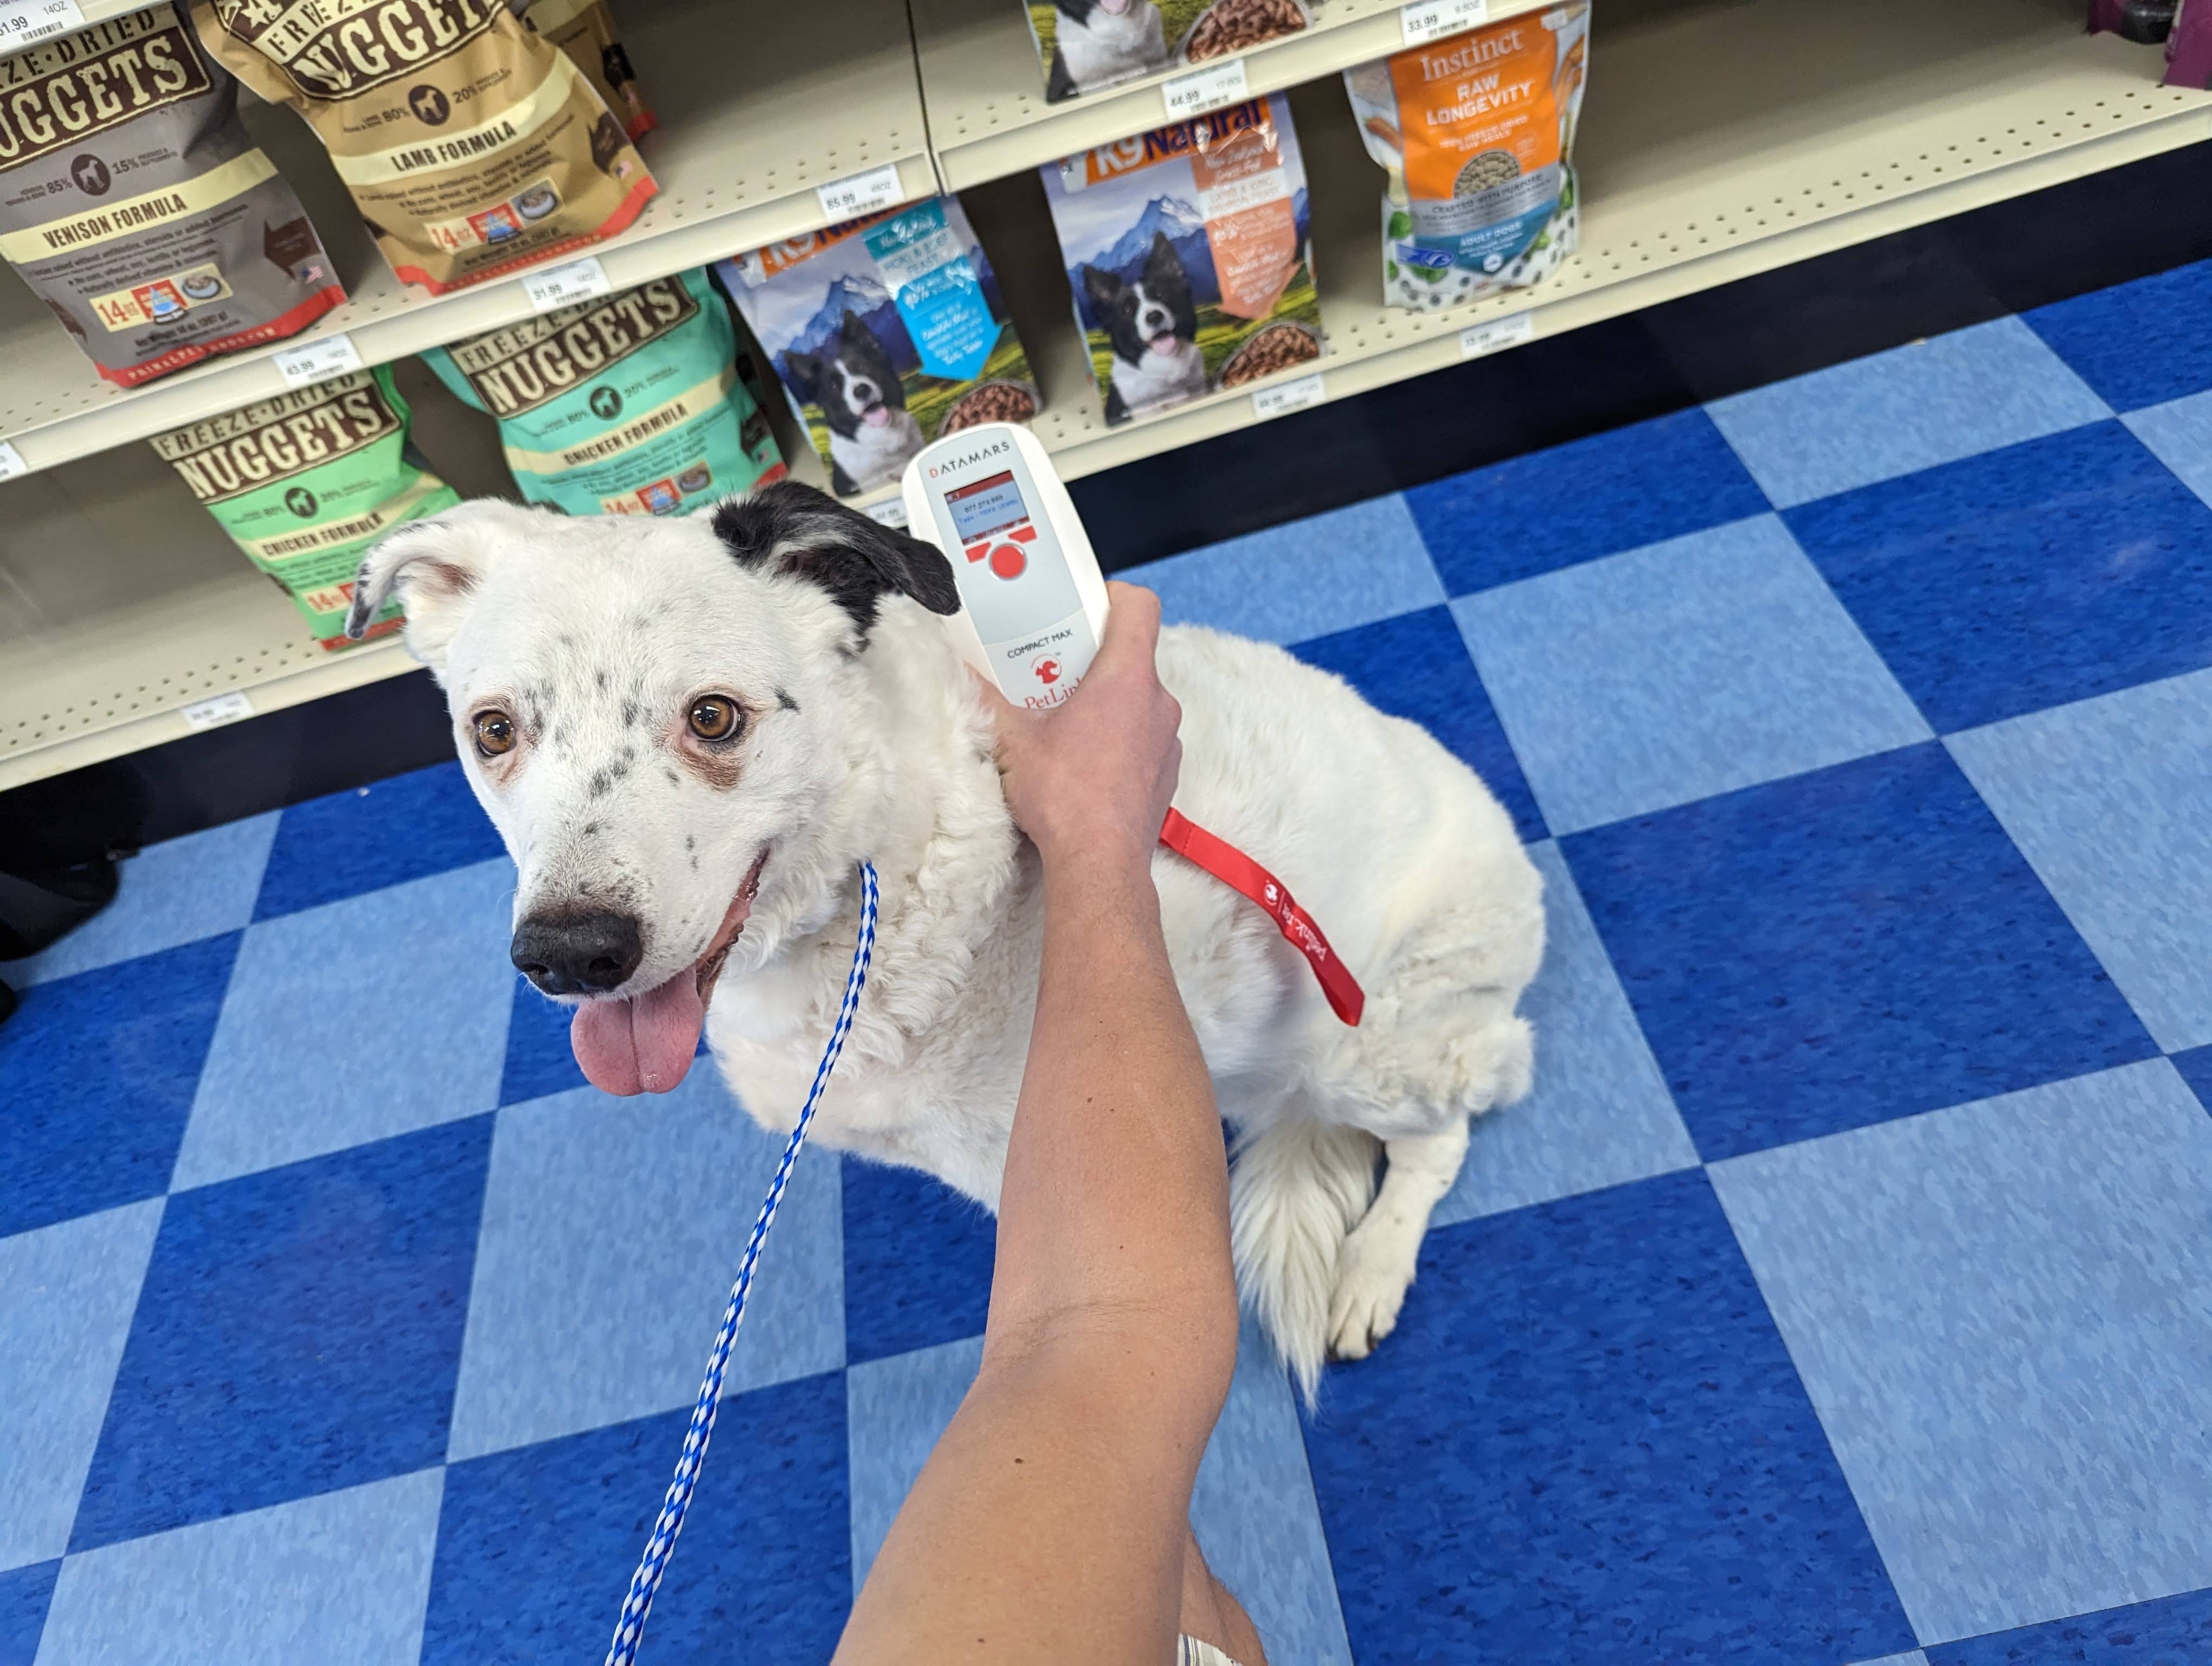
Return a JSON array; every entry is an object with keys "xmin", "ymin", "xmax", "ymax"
[
  {"xmin": 717, "ymin": 196, "xmax": 1038, "ymax": 498},
  {"xmin": 191, "ymin": 0, "xmax": 656, "ymax": 293},
  {"xmin": 151, "ymin": 366, "xmax": 460, "ymax": 648},
  {"xmin": 1344, "ymin": 3, "xmax": 1590, "ymax": 311},
  {"xmin": 0, "ymin": 4, "xmax": 342, "ymax": 387},
  {"xmin": 513, "ymin": 0, "xmax": 655, "ymax": 140},
  {"xmin": 1041, "ymin": 94, "xmax": 1322, "ymax": 425},
  {"xmin": 425, "ymin": 267, "xmax": 785, "ymax": 516}
]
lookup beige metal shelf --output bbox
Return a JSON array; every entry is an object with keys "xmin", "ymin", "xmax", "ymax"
[{"xmin": 0, "ymin": 0, "xmax": 935, "ymax": 475}]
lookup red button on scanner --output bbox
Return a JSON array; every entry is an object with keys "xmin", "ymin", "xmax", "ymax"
[
  {"xmin": 989, "ymin": 544, "xmax": 1026, "ymax": 580},
  {"xmin": 964, "ymin": 541, "xmax": 991, "ymax": 563},
  {"xmin": 1008, "ymin": 525, "xmax": 1038, "ymax": 542}
]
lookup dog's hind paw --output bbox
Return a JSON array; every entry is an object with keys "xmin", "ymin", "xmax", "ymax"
[{"xmin": 1325, "ymin": 1222, "xmax": 1414, "ymax": 1361}]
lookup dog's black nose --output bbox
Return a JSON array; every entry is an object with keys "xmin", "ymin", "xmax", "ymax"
[{"xmin": 511, "ymin": 912, "xmax": 644, "ymax": 996}]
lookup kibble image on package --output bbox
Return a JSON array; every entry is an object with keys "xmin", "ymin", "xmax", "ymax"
[
  {"xmin": 424, "ymin": 268, "xmax": 786, "ymax": 516},
  {"xmin": 0, "ymin": 4, "xmax": 344, "ymax": 387},
  {"xmin": 151, "ymin": 366, "xmax": 461, "ymax": 648}
]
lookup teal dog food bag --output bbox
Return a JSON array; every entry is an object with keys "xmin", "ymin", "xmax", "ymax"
[{"xmin": 425, "ymin": 267, "xmax": 785, "ymax": 515}]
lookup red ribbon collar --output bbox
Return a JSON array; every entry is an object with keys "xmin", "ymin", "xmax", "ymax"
[{"xmin": 1158, "ymin": 809, "xmax": 1365, "ymax": 1026}]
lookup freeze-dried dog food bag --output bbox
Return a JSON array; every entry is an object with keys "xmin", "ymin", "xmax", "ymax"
[
  {"xmin": 1345, "ymin": 3, "xmax": 1590, "ymax": 311},
  {"xmin": 1024, "ymin": 0, "xmax": 1309, "ymax": 103},
  {"xmin": 513, "ymin": 0, "xmax": 655, "ymax": 140},
  {"xmin": 716, "ymin": 196, "xmax": 1039, "ymax": 497},
  {"xmin": 191, "ymin": 0, "xmax": 655, "ymax": 294},
  {"xmin": 1041, "ymin": 94, "xmax": 1322, "ymax": 426},
  {"xmin": 0, "ymin": 4, "xmax": 343, "ymax": 387},
  {"xmin": 423, "ymin": 267, "xmax": 785, "ymax": 516},
  {"xmin": 151, "ymin": 366, "xmax": 460, "ymax": 648}
]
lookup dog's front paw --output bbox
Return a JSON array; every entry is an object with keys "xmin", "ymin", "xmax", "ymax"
[{"xmin": 1326, "ymin": 1223, "xmax": 1414, "ymax": 1361}]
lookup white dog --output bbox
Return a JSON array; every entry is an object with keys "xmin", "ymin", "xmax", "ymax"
[{"xmin": 349, "ymin": 485, "xmax": 1544, "ymax": 1396}]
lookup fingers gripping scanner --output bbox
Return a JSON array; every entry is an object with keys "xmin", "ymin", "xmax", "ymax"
[{"xmin": 901, "ymin": 424, "xmax": 1112, "ymax": 708}]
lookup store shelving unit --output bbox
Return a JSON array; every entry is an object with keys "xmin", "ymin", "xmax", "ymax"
[{"xmin": 3, "ymin": 0, "xmax": 2209, "ymax": 791}]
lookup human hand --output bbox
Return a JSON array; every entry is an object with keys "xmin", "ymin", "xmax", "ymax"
[{"xmin": 977, "ymin": 581, "xmax": 1182, "ymax": 875}]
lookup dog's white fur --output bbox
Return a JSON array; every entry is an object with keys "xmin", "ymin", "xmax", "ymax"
[{"xmin": 356, "ymin": 496, "xmax": 1544, "ymax": 1396}]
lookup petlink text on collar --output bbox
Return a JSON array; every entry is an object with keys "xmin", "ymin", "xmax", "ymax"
[{"xmin": 604, "ymin": 860, "xmax": 878, "ymax": 1666}]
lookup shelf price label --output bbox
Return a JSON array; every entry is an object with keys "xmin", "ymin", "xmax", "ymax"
[
  {"xmin": 0, "ymin": 439, "xmax": 28, "ymax": 482},
  {"xmin": 1251, "ymin": 371, "xmax": 1324, "ymax": 420},
  {"xmin": 181, "ymin": 691, "xmax": 255, "ymax": 732},
  {"xmin": 864, "ymin": 496, "xmax": 909, "ymax": 529},
  {"xmin": 1459, "ymin": 312, "xmax": 1534, "ymax": 359},
  {"xmin": 1162, "ymin": 56, "xmax": 1248, "ymax": 120},
  {"xmin": 1400, "ymin": 0, "xmax": 1487, "ymax": 44},
  {"xmin": 522, "ymin": 255, "xmax": 612, "ymax": 312},
  {"xmin": 815, "ymin": 163, "xmax": 904, "ymax": 222},
  {"xmin": 272, "ymin": 332, "xmax": 365, "ymax": 388},
  {"xmin": 0, "ymin": 0, "xmax": 85, "ymax": 49}
]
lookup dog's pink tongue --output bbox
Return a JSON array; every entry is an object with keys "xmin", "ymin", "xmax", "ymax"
[
  {"xmin": 570, "ymin": 974, "xmax": 704, "ymax": 1097},
  {"xmin": 862, "ymin": 405, "xmax": 890, "ymax": 428},
  {"xmin": 1148, "ymin": 334, "xmax": 1177, "ymax": 355}
]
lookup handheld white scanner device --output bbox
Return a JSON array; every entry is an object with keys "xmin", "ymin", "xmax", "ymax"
[{"xmin": 899, "ymin": 423, "xmax": 1111, "ymax": 710}]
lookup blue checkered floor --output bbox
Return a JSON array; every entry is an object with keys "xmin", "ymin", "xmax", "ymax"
[{"xmin": 10, "ymin": 260, "xmax": 2212, "ymax": 1665}]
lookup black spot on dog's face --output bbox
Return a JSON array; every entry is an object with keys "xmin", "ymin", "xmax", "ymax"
[
  {"xmin": 621, "ymin": 700, "xmax": 641, "ymax": 727},
  {"xmin": 776, "ymin": 689, "xmax": 799, "ymax": 714}
]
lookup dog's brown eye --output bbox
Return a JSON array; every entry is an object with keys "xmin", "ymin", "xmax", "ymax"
[
  {"xmin": 689, "ymin": 696, "xmax": 741, "ymax": 742},
  {"xmin": 473, "ymin": 710, "xmax": 516, "ymax": 757}
]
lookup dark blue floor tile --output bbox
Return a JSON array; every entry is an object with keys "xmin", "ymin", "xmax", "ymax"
[
  {"xmin": 1291, "ymin": 604, "xmax": 1547, "ymax": 843},
  {"xmin": 1405, "ymin": 408, "xmax": 1772, "ymax": 597},
  {"xmin": 421, "ymin": 1373, "xmax": 851, "ymax": 1665},
  {"xmin": 843, "ymin": 1159, "xmax": 995, "ymax": 1366},
  {"xmin": 1303, "ymin": 1169, "xmax": 1915, "ymax": 1666},
  {"xmin": 254, "ymin": 762, "xmax": 505, "ymax": 921},
  {"xmin": 1785, "ymin": 421, "xmax": 2212, "ymax": 733},
  {"xmin": 1928, "ymin": 1584, "xmax": 2212, "ymax": 1664},
  {"xmin": 2024, "ymin": 257, "xmax": 2212, "ymax": 413},
  {"xmin": 0, "ymin": 1561, "xmax": 57, "ymax": 1666},
  {"xmin": 2169, "ymin": 1047, "xmax": 2212, "ymax": 1118},
  {"xmin": 1563, "ymin": 744, "xmax": 2156, "ymax": 1160},
  {"xmin": 0, "ymin": 933, "xmax": 239, "ymax": 1239},
  {"xmin": 70, "ymin": 1117, "xmax": 493, "ymax": 1550},
  {"xmin": 499, "ymin": 978, "xmax": 588, "ymax": 1106}
]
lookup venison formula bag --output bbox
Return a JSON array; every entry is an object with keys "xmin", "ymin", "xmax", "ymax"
[
  {"xmin": 716, "ymin": 196, "xmax": 1038, "ymax": 497},
  {"xmin": 0, "ymin": 4, "xmax": 343, "ymax": 387},
  {"xmin": 513, "ymin": 0, "xmax": 655, "ymax": 140},
  {"xmin": 151, "ymin": 366, "xmax": 460, "ymax": 647},
  {"xmin": 1344, "ymin": 3, "xmax": 1590, "ymax": 312},
  {"xmin": 192, "ymin": 0, "xmax": 655, "ymax": 294},
  {"xmin": 425, "ymin": 267, "xmax": 786, "ymax": 516},
  {"xmin": 1040, "ymin": 95, "xmax": 1322, "ymax": 426}
]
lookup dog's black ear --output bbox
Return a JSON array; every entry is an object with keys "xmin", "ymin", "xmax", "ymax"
[
  {"xmin": 713, "ymin": 482, "xmax": 959, "ymax": 636},
  {"xmin": 840, "ymin": 310, "xmax": 871, "ymax": 340},
  {"xmin": 1082, "ymin": 264, "xmax": 1120, "ymax": 308},
  {"xmin": 1144, "ymin": 231, "xmax": 1178, "ymax": 280},
  {"xmin": 783, "ymin": 350, "xmax": 821, "ymax": 401}
]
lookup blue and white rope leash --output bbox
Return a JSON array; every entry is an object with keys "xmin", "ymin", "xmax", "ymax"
[{"xmin": 605, "ymin": 860, "xmax": 879, "ymax": 1666}]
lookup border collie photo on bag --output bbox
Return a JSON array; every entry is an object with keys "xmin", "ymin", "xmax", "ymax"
[{"xmin": 1023, "ymin": 0, "xmax": 1311, "ymax": 102}]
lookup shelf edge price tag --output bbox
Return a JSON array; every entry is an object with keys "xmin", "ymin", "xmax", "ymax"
[
  {"xmin": 1251, "ymin": 371, "xmax": 1324, "ymax": 420},
  {"xmin": 864, "ymin": 496, "xmax": 909, "ymax": 529},
  {"xmin": 0, "ymin": 439, "xmax": 28, "ymax": 482},
  {"xmin": 522, "ymin": 255, "xmax": 612, "ymax": 313},
  {"xmin": 272, "ymin": 332, "xmax": 364, "ymax": 388},
  {"xmin": 815, "ymin": 163, "xmax": 904, "ymax": 221},
  {"xmin": 1162, "ymin": 56, "xmax": 1248, "ymax": 120},
  {"xmin": 181, "ymin": 691, "xmax": 255, "ymax": 733},
  {"xmin": 1459, "ymin": 312, "xmax": 1534, "ymax": 360},
  {"xmin": 1400, "ymin": 0, "xmax": 1487, "ymax": 45},
  {"xmin": 0, "ymin": 0, "xmax": 85, "ymax": 48}
]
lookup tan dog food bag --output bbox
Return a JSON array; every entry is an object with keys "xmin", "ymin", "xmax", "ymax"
[
  {"xmin": 513, "ymin": 0, "xmax": 655, "ymax": 141},
  {"xmin": 191, "ymin": 0, "xmax": 656, "ymax": 294}
]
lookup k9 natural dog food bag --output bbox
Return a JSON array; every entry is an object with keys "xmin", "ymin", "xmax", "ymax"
[
  {"xmin": 1041, "ymin": 94, "xmax": 1322, "ymax": 426},
  {"xmin": 512, "ymin": 0, "xmax": 654, "ymax": 141},
  {"xmin": 716, "ymin": 196, "xmax": 1038, "ymax": 498},
  {"xmin": 1024, "ymin": 0, "xmax": 1309, "ymax": 104},
  {"xmin": 151, "ymin": 365, "xmax": 460, "ymax": 647},
  {"xmin": 0, "ymin": 5, "xmax": 343, "ymax": 387},
  {"xmin": 423, "ymin": 267, "xmax": 785, "ymax": 516},
  {"xmin": 191, "ymin": 0, "xmax": 655, "ymax": 294},
  {"xmin": 1344, "ymin": 3, "xmax": 1590, "ymax": 311}
]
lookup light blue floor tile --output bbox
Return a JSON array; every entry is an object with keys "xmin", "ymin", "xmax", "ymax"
[
  {"xmin": 1121, "ymin": 495, "xmax": 1445, "ymax": 645},
  {"xmin": 446, "ymin": 1072, "xmax": 844, "ymax": 1461},
  {"xmin": 1710, "ymin": 1060, "xmax": 2212, "ymax": 1644},
  {"xmin": 1435, "ymin": 843, "xmax": 1699, "ymax": 1227},
  {"xmin": 2126, "ymin": 389, "xmax": 2212, "ymax": 511},
  {"xmin": 1453, "ymin": 515, "xmax": 1931, "ymax": 834},
  {"xmin": 172, "ymin": 858, "xmax": 516, "ymax": 1189},
  {"xmin": 1853, "ymin": 1654, "xmax": 1931, "ymax": 1666},
  {"xmin": 34, "ymin": 1468, "xmax": 442, "ymax": 1666},
  {"xmin": 0, "ymin": 1202, "xmax": 161, "ymax": 1571},
  {"xmin": 845, "ymin": 1334, "xmax": 983, "ymax": 1591},
  {"xmin": 1191, "ymin": 1313, "xmax": 1354, "ymax": 1666},
  {"xmin": 0, "ymin": 815, "xmax": 276, "ymax": 989},
  {"xmin": 1707, "ymin": 317, "xmax": 2111, "ymax": 508},
  {"xmin": 1948, "ymin": 669, "xmax": 2212, "ymax": 1052}
]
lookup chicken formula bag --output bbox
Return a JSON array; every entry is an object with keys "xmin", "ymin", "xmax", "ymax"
[
  {"xmin": 152, "ymin": 366, "xmax": 460, "ymax": 647},
  {"xmin": 1344, "ymin": 3, "xmax": 1589, "ymax": 311},
  {"xmin": 0, "ymin": 4, "xmax": 343, "ymax": 387},
  {"xmin": 424, "ymin": 268, "xmax": 786, "ymax": 516},
  {"xmin": 191, "ymin": 0, "xmax": 655, "ymax": 293}
]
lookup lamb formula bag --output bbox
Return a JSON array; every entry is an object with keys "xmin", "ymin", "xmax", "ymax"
[
  {"xmin": 425, "ymin": 267, "xmax": 786, "ymax": 516},
  {"xmin": 0, "ymin": 4, "xmax": 343, "ymax": 387},
  {"xmin": 191, "ymin": 0, "xmax": 655, "ymax": 294},
  {"xmin": 151, "ymin": 366, "xmax": 460, "ymax": 647},
  {"xmin": 1344, "ymin": 3, "xmax": 1589, "ymax": 311}
]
